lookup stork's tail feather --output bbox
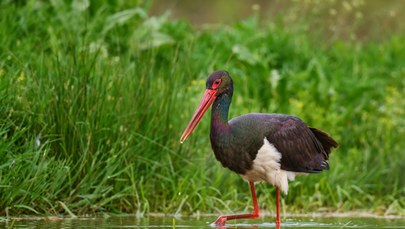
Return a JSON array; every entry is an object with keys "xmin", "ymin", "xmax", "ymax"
[{"xmin": 310, "ymin": 127, "xmax": 339, "ymax": 155}]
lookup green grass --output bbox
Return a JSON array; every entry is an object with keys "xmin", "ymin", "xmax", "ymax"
[{"xmin": 0, "ymin": 1, "xmax": 404, "ymax": 217}]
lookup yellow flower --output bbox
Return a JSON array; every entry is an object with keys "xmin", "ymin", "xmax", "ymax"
[{"xmin": 18, "ymin": 72, "xmax": 25, "ymax": 82}]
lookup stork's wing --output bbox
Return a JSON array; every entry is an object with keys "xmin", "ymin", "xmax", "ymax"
[{"xmin": 266, "ymin": 116, "xmax": 338, "ymax": 173}]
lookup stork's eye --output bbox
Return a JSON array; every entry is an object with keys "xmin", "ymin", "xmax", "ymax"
[{"xmin": 212, "ymin": 79, "xmax": 222, "ymax": 89}]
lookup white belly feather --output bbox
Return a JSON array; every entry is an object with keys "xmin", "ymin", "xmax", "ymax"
[{"xmin": 241, "ymin": 138, "xmax": 303, "ymax": 194}]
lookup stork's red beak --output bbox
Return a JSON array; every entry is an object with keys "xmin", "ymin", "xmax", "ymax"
[{"xmin": 180, "ymin": 89, "xmax": 217, "ymax": 143}]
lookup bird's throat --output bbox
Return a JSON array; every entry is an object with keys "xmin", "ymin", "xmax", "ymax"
[
  {"xmin": 209, "ymin": 93, "xmax": 233, "ymax": 167},
  {"xmin": 210, "ymin": 93, "xmax": 231, "ymax": 138}
]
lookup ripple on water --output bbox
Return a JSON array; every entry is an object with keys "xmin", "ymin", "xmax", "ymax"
[{"xmin": 1, "ymin": 216, "xmax": 405, "ymax": 228}]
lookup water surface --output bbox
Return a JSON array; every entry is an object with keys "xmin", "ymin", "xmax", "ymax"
[{"xmin": 2, "ymin": 215, "xmax": 405, "ymax": 228}]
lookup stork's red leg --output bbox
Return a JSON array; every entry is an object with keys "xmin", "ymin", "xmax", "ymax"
[
  {"xmin": 213, "ymin": 181, "xmax": 260, "ymax": 226},
  {"xmin": 276, "ymin": 187, "xmax": 281, "ymax": 228}
]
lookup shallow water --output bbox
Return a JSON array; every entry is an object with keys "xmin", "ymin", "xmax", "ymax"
[{"xmin": 2, "ymin": 215, "xmax": 405, "ymax": 228}]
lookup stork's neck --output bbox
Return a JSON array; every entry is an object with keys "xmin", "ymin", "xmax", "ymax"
[{"xmin": 210, "ymin": 92, "xmax": 232, "ymax": 137}]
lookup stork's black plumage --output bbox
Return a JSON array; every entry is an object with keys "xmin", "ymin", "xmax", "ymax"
[{"xmin": 180, "ymin": 70, "xmax": 338, "ymax": 227}]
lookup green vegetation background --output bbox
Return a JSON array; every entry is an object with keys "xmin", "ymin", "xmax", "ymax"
[{"xmin": 1, "ymin": 0, "xmax": 404, "ymax": 216}]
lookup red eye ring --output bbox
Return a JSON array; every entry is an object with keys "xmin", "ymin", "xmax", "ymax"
[{"xmin": 212, "ymin": 79, "xmax": 222, "ymax": 89}]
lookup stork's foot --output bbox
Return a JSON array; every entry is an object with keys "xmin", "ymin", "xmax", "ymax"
[
  {"xmin": 211, "ymin": 182, "xmax": 260, "ymax": 227},
  {"xmin": 212, "ymin": 216, "xmax": 227, "ymax": 226},
  {"xmin": 211, "ymin": 212, "xmax": 260, "ymax": 227}
]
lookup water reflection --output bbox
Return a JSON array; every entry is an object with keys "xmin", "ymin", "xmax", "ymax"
[{"xmin": 1, "ymin": 215, "xmax": 405, "ymax": 228}]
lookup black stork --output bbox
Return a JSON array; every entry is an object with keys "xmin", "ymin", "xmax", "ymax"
[{"xmin": 180, "ymin": 70, "xmax": 338, "ymax": 227}]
